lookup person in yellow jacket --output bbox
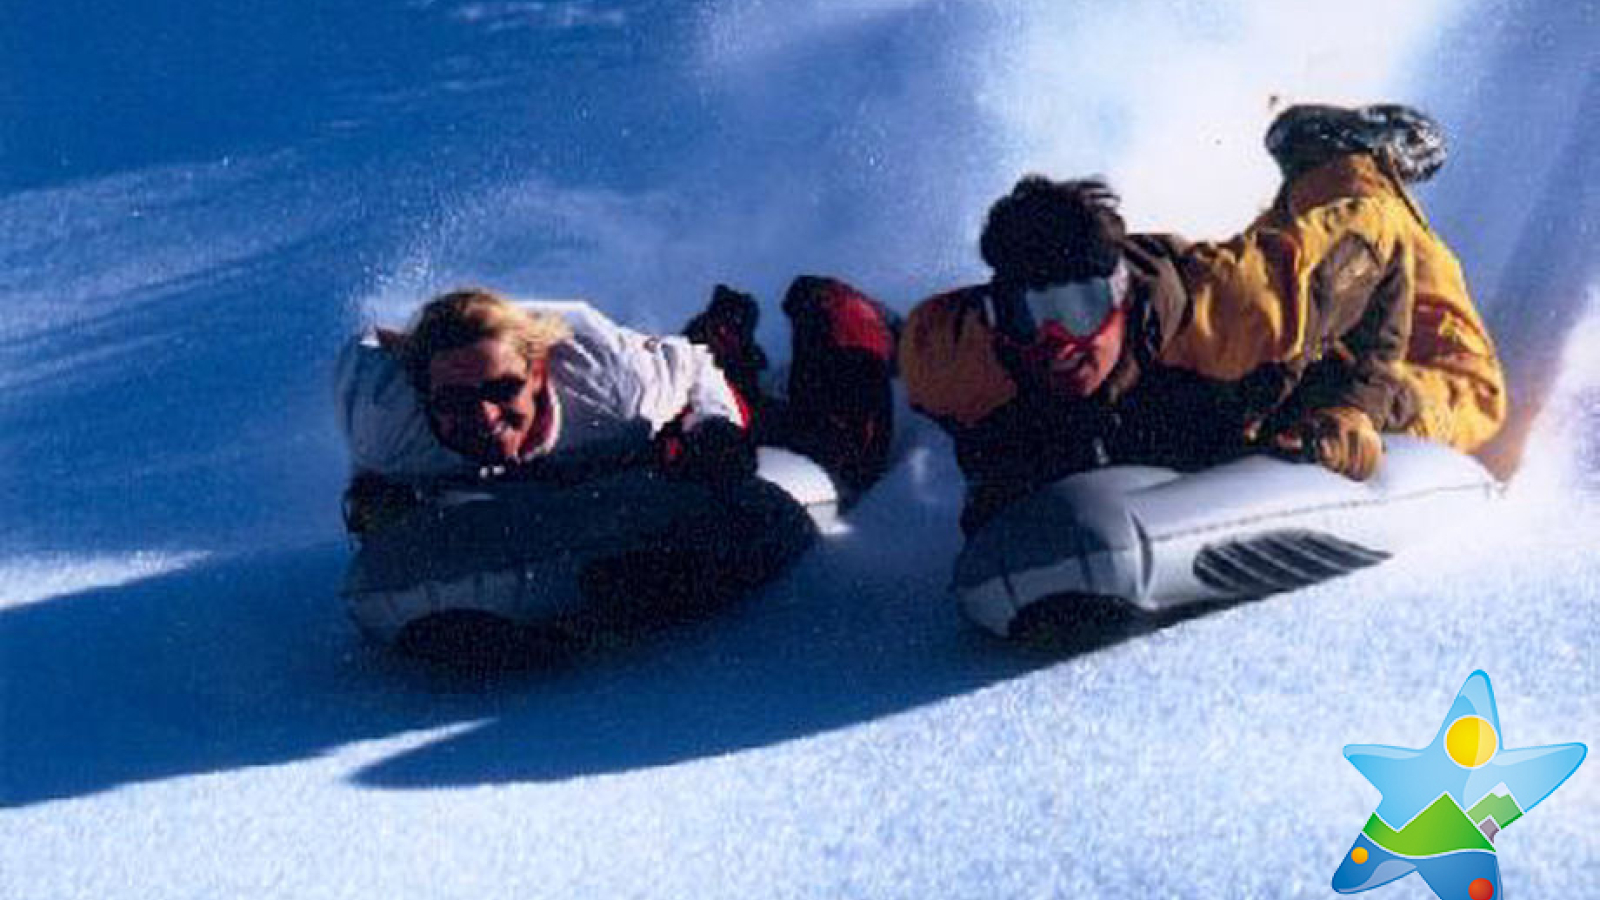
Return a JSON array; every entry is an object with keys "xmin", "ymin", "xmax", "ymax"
[{"xmin": 901, "ymin": 103, "xmax": 1506, "ymax": 534}]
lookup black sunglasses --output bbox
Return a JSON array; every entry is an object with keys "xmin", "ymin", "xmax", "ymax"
[{"xmin": 428, "ymin": 376, "xmax": 528, "ymax": 417}]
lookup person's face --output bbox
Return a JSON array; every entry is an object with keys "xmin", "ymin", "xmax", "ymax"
[
  {"xmin": 425, "ymin": 339, "xmax": 548, "ymax": 463},
  {"xmin": 1002, "ymin": 274, "xmax": 1128, "ymax": 400},
  {"xmin": 1018, "ymin": 308, "xmax": 1127, "ymax": 399}
]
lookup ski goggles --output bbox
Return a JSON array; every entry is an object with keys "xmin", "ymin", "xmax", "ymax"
[{"xmin": 1014, "ymin": 260, "xmax": 1129, "ymax": 342}]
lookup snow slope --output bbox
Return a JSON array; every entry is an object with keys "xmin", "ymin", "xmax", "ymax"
[{"xmin": 2, "ymin": 1, "xmax": 1596, "ymax": 898}]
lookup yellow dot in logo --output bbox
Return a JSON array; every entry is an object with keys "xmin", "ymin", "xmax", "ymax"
[
  {"xmin": 1351, "ymin": 847, "xmax": 1369, "ymax": 864},
  {"xmin": 1446, "ymin": 716, "xmax": 1498, "ymax": 768}
]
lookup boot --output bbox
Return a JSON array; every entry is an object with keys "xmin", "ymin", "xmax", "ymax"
[
  {"xmin": 781, "ymin": 276, "xmax": 900, "ymax": 502},
  {"xmin": 684, "ymin": 283, "xmax": 769, "ymax": 409}
]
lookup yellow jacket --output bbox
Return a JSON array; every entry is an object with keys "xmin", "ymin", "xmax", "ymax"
[{"xmin": 1165, "ymin": 154, "xmax": 1506, "ymax": 451}]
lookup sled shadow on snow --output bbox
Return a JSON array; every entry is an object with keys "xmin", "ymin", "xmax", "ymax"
[
  {"xmin": 0, "ymin": 522, "xmax": 1250, "ymax": 807},
  {"xmin": 351, "ymin": 573, "xmax": 1254, "ymax": 789}
]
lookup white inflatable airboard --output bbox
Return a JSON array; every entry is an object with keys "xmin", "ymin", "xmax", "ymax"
[
  {"xmin": 343, "ymin": 448, "xmax": 836, "ymax": 644},
  {"xmin": 953, "ymin": 437, "xmax": 1501, "ymax": 636}
]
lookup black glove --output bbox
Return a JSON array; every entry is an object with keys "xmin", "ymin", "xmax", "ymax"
[
  {"xmin": 342, "ymin": 472, "xmax": 423, "ymax": 536},
  {"xmin": 657, "ymin": 418, "xmax": 757, "ymax": 486}
]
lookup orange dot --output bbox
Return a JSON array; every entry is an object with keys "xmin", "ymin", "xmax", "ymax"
[
  {"xmin": 1351, "ymin": 847, "xmax": 1368, "ymax": 864},
  {"xmin": 1468, "ymin": 877, "xmax": 1495, "ymax": 900}
]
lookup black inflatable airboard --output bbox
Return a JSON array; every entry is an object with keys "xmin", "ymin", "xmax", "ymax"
[
  {"xmin": 954, "ymin": 437, "xmax": 1501, "ymax": 636},
  {"xmin": 343, "ymin": 448, "xmax": 834, "ymax": 644}
]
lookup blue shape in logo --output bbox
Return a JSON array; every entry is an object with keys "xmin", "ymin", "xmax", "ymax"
[{"xmin": 1332, "ymin": 671, "xmax": 1585, "ymax": 899}]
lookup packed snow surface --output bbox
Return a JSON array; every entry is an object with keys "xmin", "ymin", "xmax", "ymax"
[{"xmin": 3, "ymin": 1, "xmax": 1595, "ymax": 898}]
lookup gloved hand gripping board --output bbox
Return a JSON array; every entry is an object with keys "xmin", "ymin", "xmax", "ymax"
[
  {"xmin": 343, "ymin": 448, "xmax": 835, "ymax": 645},
  {"xmin": 953, "ymin": 437, "xmax": 1500, "ymax": 637}
]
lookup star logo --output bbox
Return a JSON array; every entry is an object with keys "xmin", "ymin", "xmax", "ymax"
[{"xmin": 1332, "ymin": 671, "xmax": 1586, "ymax": 899}]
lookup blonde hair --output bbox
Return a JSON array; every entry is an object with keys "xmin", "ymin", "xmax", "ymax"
[{"xmin": 400, "ymin": 288, "xmax": 573, "ymax": 390}]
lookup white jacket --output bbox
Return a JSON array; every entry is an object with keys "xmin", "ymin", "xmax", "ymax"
[{"xmin": 334, "ymin": 300, "xmax": 745, "ymax": 480}]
